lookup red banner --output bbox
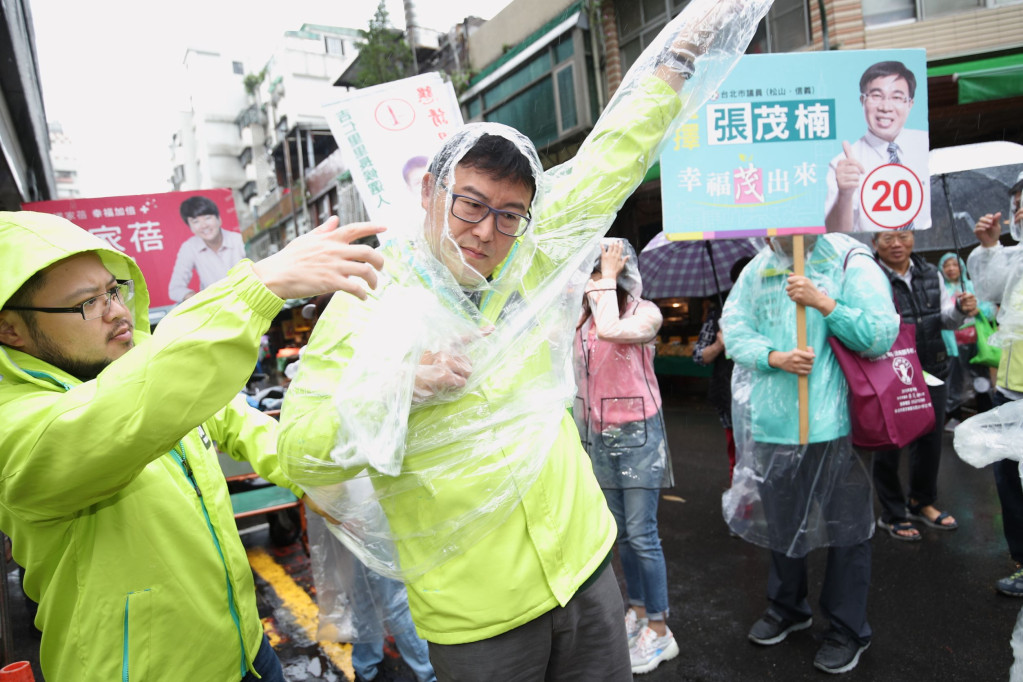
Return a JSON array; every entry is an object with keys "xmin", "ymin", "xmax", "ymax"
[{"xmin": 24, "ymin": 189, "xmax": 241, "ymax": 308}]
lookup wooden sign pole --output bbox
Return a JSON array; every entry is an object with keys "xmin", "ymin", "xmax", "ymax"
[{"xmin": 792, "ymin": 234, "xmax": 809, "ymax": 444}]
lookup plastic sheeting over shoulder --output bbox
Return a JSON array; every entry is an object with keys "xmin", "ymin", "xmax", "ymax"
[
  {"xmin": 279, "ymin": 0, "xmax": 772, "ymax": 580},
  {"xmin": 308, "ymin": 511, "xmax": 418, "ymax": 644},
  {"xmin": 954, "ymin": 398, "xmax": 1023, "ymax": 468}
]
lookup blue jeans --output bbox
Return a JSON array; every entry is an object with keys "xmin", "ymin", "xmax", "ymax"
[
  {"xmin": 603, "ymin": 487, "xmax": 669, "ymax": 621},
  {"xmin": 350, "ymin": 577, "xmax": 436, "ymax": 682},
  {"xmin": 241, "ymin": 633, "xmax": 285, "ymax": 682},
  {"xmin": 352, "ymin": 626, "xmax": 435, "ymax": 682}
]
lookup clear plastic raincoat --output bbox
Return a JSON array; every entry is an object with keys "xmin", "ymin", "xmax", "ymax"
[
  {"xmin": 278, "ymin": 0, "xmax": 772, "ymax": 644},
  {"xmin": 967, "ymin": 196, "xmax": 1023, "ymax": 393},
  {"xmin": 720, "ymin": 234, "xmax": 899, "ymax": 556},
  {"xmin": 573, "ymin": 238, "xmax": 673, "ymax": 489}
]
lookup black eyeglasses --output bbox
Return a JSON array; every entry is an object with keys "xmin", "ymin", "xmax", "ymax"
[
  {"xmin": 440, "ymin": 183, "xmax": 532, "ymax": 238},
  {"xmin": 5, "ymin": 280, "xmax": 134, "ymax": 320}
]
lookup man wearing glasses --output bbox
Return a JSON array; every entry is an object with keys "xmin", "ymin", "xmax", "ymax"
[
  {"xmin": 0, "ymin": 211, "xmax": 383, "ymax": 681},
  {"xmin": 825, "ymin": 60, "xmax": 930, "ymax": 233},
  {"xmin": 278, "ymin": 1, "xmax": 768, "ymax": 677},
  {"xmin": 871, "ymin": 229, "xmax": 975, "ymax": 541}
]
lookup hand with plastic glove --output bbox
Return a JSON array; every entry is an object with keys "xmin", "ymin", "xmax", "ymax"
[
  {"xmin": 785, "ymin": 274, "xmax": 836, "ymax": 316},
  {"xmin": 769, "ymin": 348, "xmax": 816, "ymax": 376},
  {"xmin": 252, "ymin": 217, "xmax": 385, "ymax": 301},
  {"xmin": 655, "ymin": 0, "xmax": 741, "ymax": 90},
  {"xmin": 413, "ymin": 350, "xmax": 472, "ymax": 403},
  {"xmin": 974, "ymin": 212, "xmax": 1003, "ymax": 248}
]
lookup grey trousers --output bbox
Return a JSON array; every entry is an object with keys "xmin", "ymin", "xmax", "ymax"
[{"xmin": 427, "ymin": 563, "xmax": 632, "ymax": 681}]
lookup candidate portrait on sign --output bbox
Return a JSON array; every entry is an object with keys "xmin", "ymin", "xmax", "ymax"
[
  {"xmin": 168, "ymin": 195, "xmax": 247, "ymax": 302},
  {"xmin": 824, "ymin": 60, "xmax": 930, "ymax": 234}
]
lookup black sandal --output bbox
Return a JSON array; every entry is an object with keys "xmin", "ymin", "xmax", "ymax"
[{"xmin": 877, "ymin": 518, "xmax": 922, "ymax": 542}]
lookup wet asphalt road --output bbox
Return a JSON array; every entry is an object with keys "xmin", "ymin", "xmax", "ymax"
[
  {"xmin": 644, "ymin": 385, "xmax": 1020, "ymax": 681},
  {"xmin": 5, "ymin": 383, "xmax": 1022, "ymax": 681}
]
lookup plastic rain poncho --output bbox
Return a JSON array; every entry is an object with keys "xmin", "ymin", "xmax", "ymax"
[
  {"xmin": 967, "ymin": 191, "xmax": 1023, "ymax": 384},
  {"xmin": 720, "ymin": 234, "xmax": 899, "ymax": 557},
  {"xmin": 278, "ymin": 0, "xmax": 772, "ymax": 586},
  {"xmin": 573, "ymin": 238, "xmax": 673, "ymax": 489},
  {"xmin": 308, "ymin": 509, "xmax": 419, "ymax": 645}
]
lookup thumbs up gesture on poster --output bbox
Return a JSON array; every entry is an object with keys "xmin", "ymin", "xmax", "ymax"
[{"xmin": 834, "ymin": 141, "xmax": 865, "ymax": 194}]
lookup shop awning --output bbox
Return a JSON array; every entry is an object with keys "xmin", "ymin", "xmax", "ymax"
[{"xmin": 928, "ymin": 53, "xmax": 1023, "ymax": 105}]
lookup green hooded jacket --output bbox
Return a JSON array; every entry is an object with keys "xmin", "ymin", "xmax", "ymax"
[
  {"xmin": 279, "ymin": 76, "xmax": 684, "ymax": 644},
  {"xmin": 0, "ymin": 212, "xmax": 298, "ymax": 681}
]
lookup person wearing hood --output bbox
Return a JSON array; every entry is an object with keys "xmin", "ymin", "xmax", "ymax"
[
  {"xmin": 0, "ymin": 211, "xmax": 384, "ymax": 681},
  {"xmin": 965, "ymin": 172, "xmax": 1023, "ymax": 596},
  {"xmin": 573, "ymin": 238, "xmax": 675, "ymax": 674},
  {"xmin": 721, "ymin": 233, "xmax": 899, "ymax": 674},
  {"xmin": 937, "ymin": 252, "xmax": 996, "ymax": 428},
  {"xmin": 277, "ymin": 1, "xmax": 771, "ymax": 677}
]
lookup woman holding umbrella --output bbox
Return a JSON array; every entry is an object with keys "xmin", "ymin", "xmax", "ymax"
[{"xmin": 574, "ymin": 238, "xmax": 676, "ymax": 675}]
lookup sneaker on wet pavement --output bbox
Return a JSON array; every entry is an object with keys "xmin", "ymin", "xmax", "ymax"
[
  {"xmin": 997, "ymin": 563, "xmax": 1023, "ymax": 597},
  {"xmin": 813, "ymin": 630, "xmax": 869, "ymax": 674},
  {"xmin": 625, "ymin": 608, "xmax": 648, "ymax": 647},
  {"xmin": 630, "ymin": 625, "xmax": 679, "ymax": 674},
  {"xmin": 747, "ymin": 610, "xmax": 812, "ymax": 646}
]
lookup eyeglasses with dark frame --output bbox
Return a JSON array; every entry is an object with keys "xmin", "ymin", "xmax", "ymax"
[
  {"xmin": 5, "ymin": 280, "xmax": 135, "ymax": 321},
  {"xmin": 440, "ymin": 183, "xmax": 532, "ymax": 238}
]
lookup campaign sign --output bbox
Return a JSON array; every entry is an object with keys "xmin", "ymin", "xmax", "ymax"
[
  {"xmin": 24, "ymin": 189, "xmax": 240, "ymax": 308},
  {"xmin": 660, "ymin": 49, "xmax": 929, "ymax": 239},
  {"xmin": 324, "ymin": 72, "xmax": 463, "ymax": 243}
]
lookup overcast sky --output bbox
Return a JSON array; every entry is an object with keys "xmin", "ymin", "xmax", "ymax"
[{"xmin": 30, "ymin": 0, "xmax": 513, "ymax": 198}]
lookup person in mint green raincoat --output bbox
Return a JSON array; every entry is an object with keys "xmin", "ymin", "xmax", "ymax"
[
  {"xmin": 0, "ymin": 211, "xmax": 382, "ymax": 682},
  {"xmin": 938, "ymin": 251, "xmax": 997, "ymax": 422},
  {"xmin": 720, "ymin": 233, "xmax": 898, "ymax": 673}
]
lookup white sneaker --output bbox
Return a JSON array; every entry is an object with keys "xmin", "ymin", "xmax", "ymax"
[
  {"xmin": 625, "ymin": 608, "xmax": 648, "ymax": 647},
  {"xmin": 630, "ymin": 625, "xmax": 679, "ymax": 674}
]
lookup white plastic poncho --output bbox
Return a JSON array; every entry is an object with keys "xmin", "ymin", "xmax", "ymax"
[{"xmin": 278, "ymin": 0, "xmax": 772, "ymax": 581}]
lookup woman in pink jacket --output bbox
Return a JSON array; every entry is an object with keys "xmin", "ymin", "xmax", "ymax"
[{"xmin": 574, "ymin": 238, "xmax": 675, "ymax": 675}]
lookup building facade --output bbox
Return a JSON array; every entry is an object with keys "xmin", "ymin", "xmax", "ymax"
[
  {"xmin": 47, "ymin": 121, "xmax": 80, "ymax": 199},
  {"xmin": 0, "ymin": 0, "xmax": 54, "ymax": 208}
]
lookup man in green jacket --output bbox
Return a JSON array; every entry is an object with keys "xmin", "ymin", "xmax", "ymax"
[
  {"xmin": 278, "ymin": 1, "xmax": 769, "ymax": 677},
  {"xmin": 0, "ymin": 211, "xmax": 383, "ymax": 681}
]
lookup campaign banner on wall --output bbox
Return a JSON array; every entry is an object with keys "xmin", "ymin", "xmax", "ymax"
[
  {"xmin": 660, "ymin": 49, "xmax": 929, "ymax": 239},
  {"xmin": 24, "ymin": 188, "xmax": 240, "ymax": 308},
  {"xmin": 323, "ymin": 71, "xmax": 463, "ymax": 243}
]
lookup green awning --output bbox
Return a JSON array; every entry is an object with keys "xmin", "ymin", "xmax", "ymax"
[
  {"xmin": 642, "ymin": 162, "xmax": 660, "ymax": 184},
  {"xmin": 928, "ymin": 53, "xmax": 1023, "ymax": 105}
]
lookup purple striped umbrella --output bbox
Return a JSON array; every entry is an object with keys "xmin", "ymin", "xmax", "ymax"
[{"xmin": 638, "ymin": 233, "xmax": 763, "ymax": 302}]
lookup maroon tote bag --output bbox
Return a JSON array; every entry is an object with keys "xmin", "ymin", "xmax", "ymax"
[{"xmin": 829, "ymin": 322, "xmax": 935, "ymax": 450}]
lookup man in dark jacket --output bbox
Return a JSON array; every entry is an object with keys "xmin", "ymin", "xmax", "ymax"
[{"xmin": 872, "ymin": 231, "xmax": 976, "ymax": 540}]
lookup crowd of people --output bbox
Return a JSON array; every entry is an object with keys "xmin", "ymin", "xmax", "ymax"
[{"xmin": 2, "ymin": 1, "xmax": 1022, "ymax": 680}]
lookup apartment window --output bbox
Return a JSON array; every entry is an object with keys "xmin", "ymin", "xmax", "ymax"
[
  {"xmin": 325, "ymin": 36, "xmax": 345, "ymax": 56},
  {"xmin": 618, "ymin": 0, "xmax": 809, "ymax": 69},
  {"xmin": 232, "ymin": 61, "xmax": 244, "ymax": 75},
  {"xmin": 465, "ymin": 34, "xmax": 582, "ymax": 148},
  {"xmin": 863, "ymin": 0, "xmax": 983, "ymax": 26}
]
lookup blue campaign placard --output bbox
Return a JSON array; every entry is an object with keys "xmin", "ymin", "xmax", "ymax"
[{"xmin": 661, "ymin": 49, "xmax": 929, "ymax": 240}]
